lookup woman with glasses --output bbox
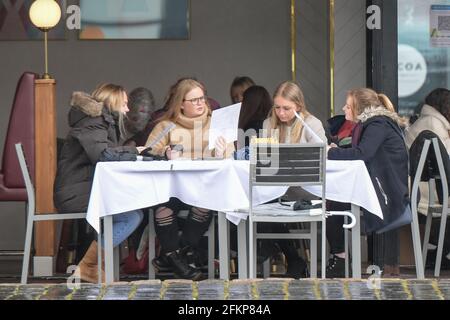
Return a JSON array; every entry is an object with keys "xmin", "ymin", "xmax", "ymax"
[
  {"xmin": 145, "ymin": 78, "xmax": 234, "ymax": 280},
  {"xmin": 263, "ymin": 81, "xmax": 327, "ymax": 144}
]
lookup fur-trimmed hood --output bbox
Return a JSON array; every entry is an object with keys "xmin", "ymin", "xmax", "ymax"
[
  {"xmin": 357, "ymin": 106, "xmax": 405, "ymax": 126},
  {"xmin": 68, "ymin": 92, "xmax": 112, "ymax": 128},
  {"xmin": 70, "ymin": 91, "xmax": 104, "ymax": 117}
]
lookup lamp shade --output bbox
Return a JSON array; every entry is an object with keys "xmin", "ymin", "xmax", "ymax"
[{"xmin": 29, "ymin": 0, "xmax": 61, "ymax": 29}]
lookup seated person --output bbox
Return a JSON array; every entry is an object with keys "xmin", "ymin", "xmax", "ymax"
[
  {"xmin": 123, "ymin": 87, "xmax": 157, "ymax": 146},
  {"xmin": 145, "ymin": 78, "xmax": 234, "ymax": 280},
  {"xmin": 54, "ymin": 84, "xmax": 147, "ymax": 283},
  {"xmin": 405, "ymin": 88, "xmax": 450, "ymax": 269},
  {"xmin": 230, "ymin": 76, "xmax": 255, "ymax": 104}
]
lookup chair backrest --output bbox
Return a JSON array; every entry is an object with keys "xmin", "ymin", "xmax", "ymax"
[
  {"xmin": 14, "ymin": 143, "xmax": 35, "ymax": 208},
  {"xmin": 409, "ymin": 130, "xmax": 450, "ymax": 184},
  {"xmin": 1, "ymin": 72, "xmax": 37, "ymax": 187},
  {"xmin": 250, "ymin": 143, "xmax": 326, "ymax": 187}
]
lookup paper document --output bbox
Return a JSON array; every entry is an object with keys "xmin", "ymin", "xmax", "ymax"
[
  {"xmin": 208, "ymin": 103, "xmax": 242, "ymax": 149},
  {"xmin": 294, "ymin": 111, "xmax": 324, "ymax": 143}
]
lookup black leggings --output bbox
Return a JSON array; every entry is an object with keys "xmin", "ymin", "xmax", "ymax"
[{"xmin": 153, "ymin": 198, "xmax": 213, "ymax": 254}]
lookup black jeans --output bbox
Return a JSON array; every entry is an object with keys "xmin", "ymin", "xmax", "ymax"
[{"xmin": 326, "ymin": 200, "xmax": 351, "ymax": 254}]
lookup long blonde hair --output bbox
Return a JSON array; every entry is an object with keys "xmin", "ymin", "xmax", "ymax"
[
  {"xmin": 347, "ymin": 88, "xmax": 407, "ymax": 126},
  {"xmin": 268, "ymin": 81, "xmax": 310, "ymax": 142},
  {"xmin": 158, "ymin": 78, "xmax": 211, "ymax": 122},
  {"xmin": 91, "ymin": 83, "xmax": 127, "ymax": 138}
]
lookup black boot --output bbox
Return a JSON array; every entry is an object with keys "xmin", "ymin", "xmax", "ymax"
[
  {"xmin": 165, "ymin": 250, "xmax": 204, "ymax": 281},
  {"xmin": 152, "ymin": 255, "xmax": 172, "ymax": 272},
  {"xmin": 180, "ymin": 246, "xmax": 208, "ymax": 271},
  {"xmin": 326, "ymin": 254, "xmax": 346, "ymax": 278}
]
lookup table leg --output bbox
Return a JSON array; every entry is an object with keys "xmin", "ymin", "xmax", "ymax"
[
  {"xmin": 218, "ymin": 212, "xmax": 230, "ymax": 280},
  {"xmin": 237, "ymin": 219, "xmax": 248, "ymax": 279},
  {"xmin": 104, "ymin": 215, "xmax": 114, "ymax": 284},
  {"xmin": 344, "ymin": 215, "xmax": 349, "ymax": 278},
  {"xmin": 351, "ymin": 204, "xmax": 361, "ymax": 279}
]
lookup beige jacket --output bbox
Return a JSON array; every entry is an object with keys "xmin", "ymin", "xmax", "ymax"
[
  {"xmin": 405, "ymin": 104, "xmax": 450, "ymax": 215},
  {"xmin": 145, "ymin": 110, "xmax": 234, "ymax": 159},
  {"xmin": 262, "ymin": 114, "xmax": 327, "ymax": 143}
]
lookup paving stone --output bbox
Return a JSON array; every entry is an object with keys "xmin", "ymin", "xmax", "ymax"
[
  {"xmin": 132, "ymin": 280, "xmax": 162, "ymax": 300},
  {"xmin": 408, "ymin": 280, "xmax": 441, "ymax": 300},
  {"xmin": 320, "ymin": 280, "xmax": 346, "ymax": 300},
  {"xmin": 102, "ymin": 284, "xmax": 133, "ymax": 300},
  {"xmin": 379, "ymin": 280, "xmax": 411, "ymax": 300},
  {"xmin": 70, "ymin": 284, "xmax": 103, "ymax": 300},
  {"xmin": 0, "ymin": 285, "xmax": 19, "ymax": 300},
  {"xmin": 287, "ymin": 280, "xmax": 318, "ymax": 300},
  {"xmin": 1, "ymin": 279, "xmax": 450, "ymax": 300},
  {"xmin": 256, "ymin": 279, "xmax": 288, "ymax": 300},
  {"xmin": 228, "ymin": 280, "xmax": 254, "ymax": 300},
  {"xmin": 163, "ymin": 280, "xmax": 193, "ymax": 300},
  {"xmin": 197, "ymin": 280, "xmax": 226, "ymax": 300},
  {"xmin": 436, "ymin": 279, "xmax": 450, "ymax": 299},
  {"xmin": 39, "ymin": 285, "xmax": 75, "ymax": 300},
  {"xmin": 8, "ymin": 285, "xmax": 47, "ymax": 300},
  {"xmin": 346, "ymin": 280, "xmax": 379, "ymax": 300}
]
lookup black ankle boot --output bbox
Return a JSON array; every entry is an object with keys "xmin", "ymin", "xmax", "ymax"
[
  {"xmin": 180, "ymin": 246, "xmax": 208, "ymax": 271},
  {"xmin": 326, "ymin": 254, "xmax": 346, "ymax": 278},
  {"xmin": 165, "ymin": 250, "xmax": 204, "ymax": 280},
  {"xmin": 152, "ymin": 255, "xmax": 172, "ymax": 272}
]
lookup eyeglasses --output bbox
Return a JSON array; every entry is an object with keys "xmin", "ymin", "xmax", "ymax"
[{"xmin": 183, "ymin": 96, "xmax": 206, "ymax": 105}]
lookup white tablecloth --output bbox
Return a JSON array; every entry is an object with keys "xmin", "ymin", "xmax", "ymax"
[
  {"xmin": 86, "ymin": 159, "xmax": 287, "ymax": 232},
  {"xmin": 86, "ymin": 159, "xmax": 382, "ymax": 232},
  {"xmin": 303, "ymin": 160, "xmax": 383, "ymax": 219}
]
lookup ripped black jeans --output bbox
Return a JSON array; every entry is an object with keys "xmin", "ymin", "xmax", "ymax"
[{"xmin": 153, "ymin": 197, "xmax": 213, "ymax": 254}]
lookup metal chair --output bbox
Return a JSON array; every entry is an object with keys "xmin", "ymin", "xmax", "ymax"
[
  {"xmin": 410, "ymin": 132, "xmax": 449, "ymax": 277},
  {"xmin": 15, "ymin": 143, "xmax": 102, "ymax": 284},
  {"xmin": 148, "ymin": 210, "xmax": 216, "ymax": 279},
  {"xmin": 248, "ymin": 143, "xmax": 328, "ymax": 279}
]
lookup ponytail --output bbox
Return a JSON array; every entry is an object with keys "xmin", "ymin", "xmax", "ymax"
[{"xmin": 377, "ymin": 94, "xmax": 395, "ymax": 113}]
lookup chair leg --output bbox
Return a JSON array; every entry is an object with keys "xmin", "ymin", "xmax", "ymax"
[
  {"xmin": 148, "ymin": 211, "xmax": 156, "ymax": 279},
  {"xmin": 422, "ymin": 212, "xmax": 433, "ymax": 267},
  {"xmin": 21, "ymin": 211, "xmax": 34, "ymax": 284},
  {"xmin": 208, "ymin": 215, "xmax": 215, "ymax": 279},
  {"xmin": 434, "ymin": 207, "xmax": 448, "ymax": 277},
  {"xmin": 310, "ymin": 222, "xmax": 317, "ymax": 278},
  {"xmin": 411, "ymin": 212, "xmax": 425, "ymax": 279},
  {"xmin": 423, "ymin": 179, "xmax": 435, "ymax": 267},
  {"xmin": 248, "ymin": 221, "xmax": 256, "ymax": 279},
  {"xmin": 114, "ymin": 246, "xmax": 120, "ymax": 281},
  {"xmin": 321, "ymin": 219, "xmax": 327, "ymax": 279}
]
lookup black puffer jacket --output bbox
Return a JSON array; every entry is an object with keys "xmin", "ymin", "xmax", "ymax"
[
  {"xmin": 328, "ymin": 106, "xmax": 409, "ymax": 233},
  {"xmin": 54, "ymin": 92, "xmax": 138, "ymax": 213}
]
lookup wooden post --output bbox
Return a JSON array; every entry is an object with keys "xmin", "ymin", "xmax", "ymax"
[{"xmin": 34, "ymin": 79, "xmax": 57, "ymax": 275}]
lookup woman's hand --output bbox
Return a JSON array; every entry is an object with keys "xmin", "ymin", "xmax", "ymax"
[
  {"xmin": 214, "ymin": 136, "xmax": 227, "ymax": 158},
  {"xmin": 165, "ymin": 146, "xmax": 180, "ymax": 160},
  {"xmin": 326, "ymin": 143, "xmax": 337, "ymax": 153}
]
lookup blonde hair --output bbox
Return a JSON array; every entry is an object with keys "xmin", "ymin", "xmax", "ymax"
[
  {"xmin": 347, "ymin": 88, "xmax": 407, "ymax": 126},
  {"xmin": 159, "ymin": 79, "xmax": 211, "ymax": 122},
  {"xmin": 268, "ymin": 81, "xmax": 310, "ymax": 143},
  {"xmin": 91, "ymin": 83, "xmax": 127, "ymax": 138}
]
